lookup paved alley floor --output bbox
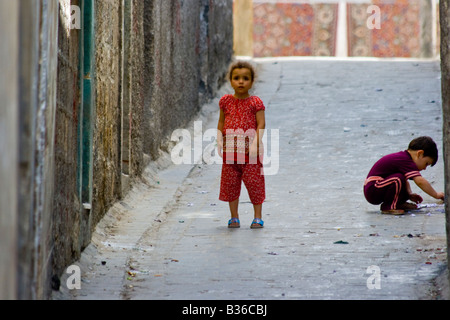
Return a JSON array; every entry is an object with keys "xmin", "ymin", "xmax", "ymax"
[{"xmin": 54, "ymin": 58, "xmax": 447, "ymax": 300}]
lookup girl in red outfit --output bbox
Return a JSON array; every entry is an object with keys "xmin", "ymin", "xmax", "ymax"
[{"xmin": 217, "ymin": 61, "xmax": 266, "ymax": 229}]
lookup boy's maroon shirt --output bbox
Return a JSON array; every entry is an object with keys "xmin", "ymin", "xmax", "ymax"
[{"xmin": 366, "ymin": 150, "xmax": 421, "ymax": 180}]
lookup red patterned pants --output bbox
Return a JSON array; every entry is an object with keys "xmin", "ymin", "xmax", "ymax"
[{"xmin": 219, "ymin": 161, "xmax": 265, "ymax": 205}]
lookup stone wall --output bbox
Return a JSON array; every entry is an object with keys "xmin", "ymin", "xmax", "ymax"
[
  {"xmin": 51, "ymin": 0, "xmax": 232, "ymax": 284},
  {"xmin": 440, "ymin": 0, "xmax": 450, "ymax": 298},
  {"xmin": 0, "ymin": 0, "xmax": 233, "ymax": 299},
  {"xmin": 91, "ymin": 0, "xmax": 124, "ymax": 232},
  {"xmin": 143, "ymin": 0, "xmax": 233, "ymax": 159},
  {"xmin": 0, "ymin": 0, "xmax": 20, "ymax": 300},
  {"xmin": 0, "ymin": 0, "xmax": 60, "ymax": 300},
  {"xmin": 52, "ymin": 0, "xmax": 83, "ymax": 283}
]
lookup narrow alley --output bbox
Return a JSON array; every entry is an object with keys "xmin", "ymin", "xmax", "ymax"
[
  {"xmin": 53, "ymin": 58, "xmax": 447, "ymax": 300},
  {"xmin": 2, "ymin": 0, "xmax": 450, "ymax": 303}
]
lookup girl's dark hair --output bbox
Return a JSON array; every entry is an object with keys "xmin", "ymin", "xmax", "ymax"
[
  {"xmin": 228, "ymin": 61, "xmax": 256, "ymax": 82},
  {"xmin": 408, "ymin": 136, "xmax": 438, "ymax": 166}
]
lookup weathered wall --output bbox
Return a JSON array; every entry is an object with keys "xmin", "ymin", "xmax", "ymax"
[
  {"xmin": 0, "ymin": 0, "xmax": 233, "ymax": 299},
  {"xmin": 0, "ymin": 0, "xmax": 59, "ymax": 300},
  {"xmin": 16, "ymin": 0, "xmax": 59, "ymax": 300},
  {"xmin": 91, "ymin": 0, "xmax": 123, "ymax": 230},
  {"xmin": 143, "ymin": 0, "xmax": 233, "ymax": 158},
  {"xmin": 0, "ymin": 0, "xmax": 20, "ymax": 301},
  {"xmin": 440, "ymin": 0, "xmax": 450, "ymax": 297},
  {"xmin": 52, "ymin": 0, "xmax": 232, "ymax": 292},
  {"xmin": 204, "ymin": 0, "xmax": 234, "ymax": 98},
  {"xmin": 92, "ymin": 0, "xmax": 233, "ymax": 229},
  {"xmin": 28, "ymin": 0, "xmax": 59, "ymax": 299},
  {"xmin": 52, "ymin": 0, "xmax": 83, "ymax": 279},
  {"xmin": 128, "ymin": 0, "xmax": 145, "ymax": 181}
]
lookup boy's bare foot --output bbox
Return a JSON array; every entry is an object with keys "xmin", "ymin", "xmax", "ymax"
[
  {"xmin": 398, "ymin": 202, "xmax": 418, "ymax": 211},
  {"xmin": 381, "ymin": 209, "xmax": 405, "ymax": 215}
]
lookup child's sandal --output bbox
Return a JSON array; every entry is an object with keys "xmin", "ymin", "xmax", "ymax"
[
  {"xmin": 228, "ymin": 218, "xmax": 240, "ymax": 228},
  {"xmin": 250, "ymin": 218, "xmax": 264, "ymax": 229},
  {"xmin": 381, "ymin": 209, "xmax": 405, "ymax": 215}
]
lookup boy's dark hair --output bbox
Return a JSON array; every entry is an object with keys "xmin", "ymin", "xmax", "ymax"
[
  {"xmin": 228, "ymin": 61, "xmax": 256, "ymax": 82},
  {"xmin": 408, "ymin": 136, "xmax": 438, "ymax": 166}
]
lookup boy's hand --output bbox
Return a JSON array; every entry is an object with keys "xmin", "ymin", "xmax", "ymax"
[
  {"xmin": 413, "ymin": 176, "xmax": 444, "ymax": 202},
  {"xmin": 409, "ymin": 193, "xmax": 423, "ymax": 204},
  {"xmin": 436, "ymin": 192, "xmax": 445, "ymax": 200}
]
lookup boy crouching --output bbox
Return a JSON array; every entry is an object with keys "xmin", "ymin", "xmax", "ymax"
[{"xmin": 364, "ymin": 136, "xmax": 444, "ymax": 215}]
